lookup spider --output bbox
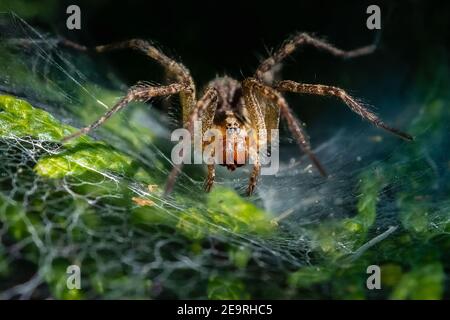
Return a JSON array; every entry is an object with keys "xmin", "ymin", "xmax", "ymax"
[{"xmin": 58, "ymin": 32, "xmax": 413, "ymax": 196}]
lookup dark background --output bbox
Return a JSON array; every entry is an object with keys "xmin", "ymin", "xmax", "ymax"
[{"xmin": 5, "ymin": 0, "xmax": 450, "ymax": 138}]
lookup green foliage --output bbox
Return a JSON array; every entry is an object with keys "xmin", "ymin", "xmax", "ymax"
[
  {"xmin": 0, "ymin": 0, "xmax": 59, "ymax": 21},
  {"xmin": 207, "ymin": 275, "xmax": 250, "ymax": 300},
  {"xmin": 288, "ymin": 266, "xmax": 332, "ymax": 288},
  {"xmin": 390, "ymin": 263, "xmax": 444, "ymax": 300},
  {"xmin": 0, "ymin": 95, "xmax": 74, "ymax": 141}
]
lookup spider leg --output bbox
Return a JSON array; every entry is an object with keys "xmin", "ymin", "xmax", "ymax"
[
  {"xmin": 255, "ymin": 32, "xmax": 376, "ymax": 83},
  {"xmin": 243, "ymin": 78, "xmax": 327, "ymax": 181},
  {"xmin": 164, "ymin": 87, "xmax": 219, "ymax": 195},
  {"xmin": 35, "ymin": 37, "xmax": 197, "ymax": 124},
  {"xmin": 61, "ymin": 83, "xmax": 185, "ymax": 142},
  {"xmin": 242, "ymin": 78, "xmax": 269, "ymax": 195},
  {"xmin": 276, "ymin": 80, "xmax": 413, "ymax": 141},
  {"xmin": 203, "ymin": 165, "xmax": 216, "ymax": 192},
  {"xmin": 247, "ymin": 159, "xmax": 261, "ymax": 196}
]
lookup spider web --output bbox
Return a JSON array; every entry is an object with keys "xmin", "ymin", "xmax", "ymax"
[{"xmin": 0, "ymin": 12, "xmax": 449, "ymax": 299}]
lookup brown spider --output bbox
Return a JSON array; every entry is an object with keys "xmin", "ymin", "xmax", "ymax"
[{"xmin": 59, "ymin": 33, "xmax": 413, "ymax": 196}]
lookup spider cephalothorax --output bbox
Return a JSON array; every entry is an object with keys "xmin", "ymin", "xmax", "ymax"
[
  {"xmin": 208, "ymin": 77, "xmax": 253, "ymax": 171},
  {"xmin": 213, "ymin": 109, "xmax": 251, "ymax": 172},
  {"xmin": 59, "ymin": 33, "xmax": 413, "ymax": 196}
]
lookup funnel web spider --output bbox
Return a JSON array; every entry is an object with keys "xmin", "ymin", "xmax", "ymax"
[{"xmin": 57, "ymin": 33, "xmax": 412, "ymax": 196}]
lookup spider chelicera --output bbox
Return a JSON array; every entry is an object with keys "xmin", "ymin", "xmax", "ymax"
[{"xmin": 59, "ymin": 32, "xmax": 413, "ymax": 196}]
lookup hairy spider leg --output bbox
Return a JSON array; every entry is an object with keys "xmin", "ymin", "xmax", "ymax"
[
  {"xmin": 276, "ymin": 80, "xmax": 413, "ymax": 141},
  {"xmin": 243, "ymin": 78, "xmax": 328, "ymax": 187},
  {"xmin": 204, "ymin": 164, "xmax": 215, "ymax": 192},
  {"xmin": 255, "ymin": 32, "xmax": 377, "ymax": 84},
  {"xmin": 60, "ymin": 38, "xmax": 196, "ymax": 121},
  {"xmin": 61, "ymin": 83, "xmax": 185, "ymax": 142},
  {"xmin": 164, "ymin": 87, "xmax": 219, "ymax": 195}
]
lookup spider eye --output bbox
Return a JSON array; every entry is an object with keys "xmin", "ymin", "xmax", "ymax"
[{"xmin": 226, "ymin": 127, "xmax": 242, "ymax": 135}]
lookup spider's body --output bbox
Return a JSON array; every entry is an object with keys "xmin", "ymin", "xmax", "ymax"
[
  {"xmin": 210, "ymin": 77, "xmax": 244, "ymax": 115},
  {"xmin": 208, "ymin": 76, "xmax": 252, "ymax": 171},
  {"xmin": 60, "ymin": 33, "xmax": 413, "ymax": 196}
]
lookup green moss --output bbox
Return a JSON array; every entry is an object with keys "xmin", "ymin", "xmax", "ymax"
[
  {"xmin": 207, "ymin": 187, "xmax": 274, "ymax": 235},
  {"xmin": 174, "ymin": 187, "xmax": 274, "ymax": 240},
  {"xmin": 228, "ymin": 246, "xmax": 252, "ymax": 269},
  {"xmin": 0, "ymin": 95, "xmax": 75, "ymax": 141},
  {"xmin": 35, "ymin": 143, "xmax": 135, "ymax": 179},
  {"xmin": 390, "ymin": 263, "xmax": 444, "ymax": 300},
  {"xmin": 131, "ymin": 204, "xmax": 176, "ymax": 228},
  {"xmin": 207, "ymin": 275, "xmax": 250, "ymax": 300},
  {"xmin": 305, "ymin": 170, "xmax": 383, "ymax": 259},
  {"xmin": 380, "ymin": 264, "xmax": 403, "ymax": 288},
  {"xmin": 0, "ymin": 193, "xmax": 29, "ymax": 240},
  {"xmin": 355, "ymin": 169, "xmax": 383, "ymax": 230},
  {"xmin": 0, "ymin": 1, "xmax": 59, "ymax": 20},
  {"xmin": 288, "ymin": 266, "xmax": 332, "ymax": 288},
  {"xmin": 0, "ymin": 95, "xmax": 148, "ymax": 181},
  {"xmin": 176, "ymin": 209, "xmax": 209, "ymax": 240}
]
